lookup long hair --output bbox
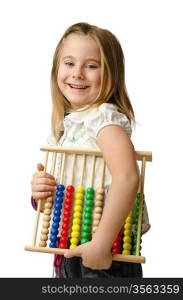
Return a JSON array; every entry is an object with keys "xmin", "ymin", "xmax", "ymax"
[{"xmin": 51, "ymin": 22, "xmax": 135, "ymax": 141}]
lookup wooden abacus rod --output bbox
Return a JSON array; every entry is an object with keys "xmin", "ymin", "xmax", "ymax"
[
  {"xmin": 69, "ymin": 154, "xmax": 77, "ymax": 186},
  {"xmin": 32, "ymin": 151, "xmax": 49, "ymax": 246},
  {"xmin": 99, "ymin": 158, "xmax": 106, "ymax": 189},
  {"xmin": 60, "ymin": 152, "xmax": 66, "ymax": 184},
  {"xmin": 79, "ymin": 154, "xmax": 86, "ymax": 187},
  {"xmin": 40, "ymin": 146, "xmax": 152, "ymax": 162},
  {"xmin": 89, "ymin": 155, "xmax": 96, "ymax": 188},
  {"xmin": 136, "ymin": 156, "xmax": 146, "ymax": 255}
]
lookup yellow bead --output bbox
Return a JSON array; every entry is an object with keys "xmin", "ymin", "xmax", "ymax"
[
  {"xmin": 74, "ymin": 205, "xmax": 83, "ymax": 212},
  {"xmin": 70, "ymin": 238, "xmax": 79, "ymax": 245},
  {"xmin": 124, "ymin": 223, "xmax": 132, "ymax": 230},
  {"xmin": 70, "ymin": 244, "xmax": 77, "ymax": 249},
  {"xmin": 71, "ymin": 231, "xmax": 80, "ymax": 238},
  {"xmin": 73, "ymin": 218, "xmax": 81, "ymax": 225},
  {"xmin": 126, "ymin": 216, "xmax": 133, "ymax": 224},
  {"xmin": 123, "ymin": 243, "xmax": 132, "ymax": 250},
  {"xmin": 72, "ymin": 224, "xmax": 80, "ymax": 231},
  {"xmin": 123, "ymin": 236, "xmax": 132, "ymax": 243},
  {"xmin": 124, "ymin": 229, "xmax": 131, "ymax": 236},
  {"xmin": 76, "ymin": 193, "xmax": 84, "ymax": 200},
  {"xmin": 73, "ymin": 212, "xmax": 82, "ymax": 218},
  {"xmin": 76, "ymin": 186, "xmax": 85, "ymax": 193},
  {"xmin": 122, "ymin": 249, "xmax": 130, "ymax": 255},
  {"xmin": 75, "ymin": 199, "xmax": 83, "ymax": 206}
]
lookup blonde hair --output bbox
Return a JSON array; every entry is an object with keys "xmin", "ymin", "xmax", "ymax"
[{"xmin": 51, "ymin": 22, "xmax": 135, "ymax": 141}]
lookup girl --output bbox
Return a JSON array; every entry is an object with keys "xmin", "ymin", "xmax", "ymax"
[{"xmin": 31, "ymin": 22, "xmax": 149, "ymax": 278}]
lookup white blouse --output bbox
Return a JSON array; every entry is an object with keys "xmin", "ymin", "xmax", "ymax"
[{"xmin": 47, "ymin": 103, "xmax": 150, "ymax": 233}]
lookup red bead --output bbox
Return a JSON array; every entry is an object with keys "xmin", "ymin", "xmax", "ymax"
[
  {"xmin": 114, "ymin": 235, "xmax": 121, "ymax": 242},
  {"xmin": 61, "ymin": 229, "xmax": 68, "ymax": 237},
  {"xmin": 66, "ymin": 192, "xmax": 73, "ymax": 198},
  {"xmin": 67, "ymin": 185, "xmax": 74, "ymax": 192},
  {"xmin": 59, "ymin": 242, "xmax": 67, "ymax": 249},
  {"xmin": 63, "ymin": 216, "xmax": 70, "ymax": 223},
  {"xmin": 65, "ymin": 198, "xmax": 72, "ymax": 205},
  {"xmin": 64, "ymin": 203, "xmax": 72, "ymax": 211},
  {"xmin": 112, "ymin": 241, "xmax": 120, "ymax": 248},
  {"xmin": 62, "ymin": 223, "xmax": 69, "ymax": 230},
  {"xmin": 60, "ymin": 236, "xmax": 68, "ymax": 243},
  {"xmin": 112, "ymin": 248, "xmax": 120, "ymax": 254},
  {"xmin": 64, "ymin": 211, "xmax": 71, "ymax": 217}
]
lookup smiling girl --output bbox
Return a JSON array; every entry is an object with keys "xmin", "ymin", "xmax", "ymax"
[{"xmin": 31, "ymin": 22, "xmax": 149, "ymax": 278}]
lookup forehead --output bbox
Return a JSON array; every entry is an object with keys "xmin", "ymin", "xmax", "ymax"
[{"xmin": 60, "ymin": 34, "xmax": 101, "ymax": 60}]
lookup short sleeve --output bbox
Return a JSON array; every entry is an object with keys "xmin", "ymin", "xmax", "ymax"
[
  {"xmin": 85, "ymin": 103, "xmax": 132, "ymax": 139},
  {"xmin": 46, "ymin": 133, "xmax": 57, "ymax": 146}
]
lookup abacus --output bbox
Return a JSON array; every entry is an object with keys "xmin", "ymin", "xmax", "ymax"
[{"xmin": 25, "ymin": 146, "xmax": 152, "ymax": 264}]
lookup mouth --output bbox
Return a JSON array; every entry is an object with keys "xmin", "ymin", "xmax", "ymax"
[{"xmin": 67, "ymin": 83, "xmax": 89, "ymax": 90}]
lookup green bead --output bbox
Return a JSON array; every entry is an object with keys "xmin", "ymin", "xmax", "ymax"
[
  {"xmin": 85, "ymin": 200, "xmax": 94, "ymax": 207},
  {"xmin": 87, "ymin": 188, "xmax": 94, "ymax": 194},
  {"xmin": 86, "ymin": 194, "xmax": 94, "ymax": 200},
  {"xmin": 84, "ymin": 206, "xmax": 92, "ymax": 213},
  {"xmin": 83, "ymin": 219, "xmax": 91, "ymax": 226},
  {"xmin": 82, "ymin": 225, "xmax": 91, "ymax": 232},
  {"xmin": 132, "ymin": 250, "xmax": 136, "ymax": 255},
  {"xmin": 81, "ymin": 231, "xmax": 90, "ymax": 239},
  {"xmin": 84, "ymin": 212, "xmax": 92, "ymax": 219},
  {"xmin": 80, "ymin": 238, "xmax": 89, "ymax": 244},
  {"xmin": 136, "ymin": 193, "xmax": 140, "ymax": 200}
]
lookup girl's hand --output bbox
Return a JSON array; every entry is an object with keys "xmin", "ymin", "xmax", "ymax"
[
  {"xmin": 64, "ymin": 241, "xmax": 112, "ymax": 270},
  {"xmin": 31, "ymin": 163, "xmax": 57, "ymax": 200}
]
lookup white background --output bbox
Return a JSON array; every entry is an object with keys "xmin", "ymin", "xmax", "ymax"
[{"xmin": 0, "ymin": 0, "xmax": 182, "ymax": 277}]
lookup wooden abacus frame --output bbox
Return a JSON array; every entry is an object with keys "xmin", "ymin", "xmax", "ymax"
[{"xmin": 25, "ymin": 146, "xmax": 152, "ymax": 264}]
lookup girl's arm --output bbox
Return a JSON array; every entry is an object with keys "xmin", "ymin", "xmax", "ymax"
[
  {"xmin": 64, "ymin": 125, "xmax": 139, "ymax": 269},
  {"xmin": 92, "ymin": 125, "xmax": 139, "ymax": 249}
]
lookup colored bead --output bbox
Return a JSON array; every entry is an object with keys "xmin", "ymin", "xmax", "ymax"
[
  {"xmin": 57, "ymin": 184, "xmax": 65, "ymax": 191},
  {"xmin": 71, "ymin": 231, "xmax": 80, "ymax": 238},
  {"xmin": 72, "ymin": 224, "xmax": 80, "ymax": 231},
  {"xmin": 76, "ymin": 193, "xmax": 84, "ymax": 200},
  {"xmin": 76, "ymin": 186, "xmax": 85, "ymax": 193},
  {"xmin": 70, "ymin": 238, "xmax": 79, "ymax": 245},
  {"xmin": 80, "ymin": 238, "xmax": 89, "ymax": 244},
  {"xmin": 67, "ymin": 185, "xmax": 74, "ymax": 192},
  {"xmin": 73, "ymin": 218, "xmax": 81, "ymax": 225}
]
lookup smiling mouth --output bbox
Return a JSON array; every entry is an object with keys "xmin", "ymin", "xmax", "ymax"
[{"xmin": 67, "ymin": 83, "xmax": 89, "ymax": 90}]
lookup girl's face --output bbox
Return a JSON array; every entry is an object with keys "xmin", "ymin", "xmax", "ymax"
[{"xmin": 57, "ymin": 34, "xmax": 101, "ymax": 110}]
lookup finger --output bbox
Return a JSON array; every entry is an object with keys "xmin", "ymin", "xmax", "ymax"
[
  {"xmin": 32, "ymin": 184, "xmax": 57, "ymax": 192},
  {"xmin": 33, "ymin": 177, "xmax": 57, "ymax": 186},
  {"xmin": 37, "ymin": 163, "xmax": 44, "ymax": 171},
  {"xmin": 64, "ymin": 247, "xmax": 82, "ymax": 258},
  {"xmin": 32, "ymin": 191, "xmax": 53, "ymax": 200}
]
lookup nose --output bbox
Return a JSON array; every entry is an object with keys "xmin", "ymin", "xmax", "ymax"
[{"xmin": 72, "ymin": 66, "xmax": 84, "ymax": 80}]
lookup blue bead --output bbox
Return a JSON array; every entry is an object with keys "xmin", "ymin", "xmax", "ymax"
[
  {"xmin": 56, "ymin": 191, "xmax": 64, "ymax": 197},
  {"xmin": 52, "ymin": 222, "xmax": 59, "ymax": 229},
  {"xmin": 49, "ymin": 242, "xmax": 56, "ymax": 248},
  {"xmin": 54, "ymin": 209, "xmax": 61, "ymax": 216},
  {"xmin": 55, "ymin": 197, "xmax": 63, "ymax": 203},
  {"xmin": 50, "ymin": 235, "xmax": 57, "ymax": 242},
  {"xmin": 51, "ymin": 228, "xmax": 59, "ymax": 235},
  {"xmin": 53, "ymin": 216, "xmax": 60, "ymax": 222},
  {"xmin": 57, "ymin": 184, "xmax": 65, "ymax": 191},
  {"xmin": 55, "ymin": 203, "xmax": 62, "ymax": 210}
]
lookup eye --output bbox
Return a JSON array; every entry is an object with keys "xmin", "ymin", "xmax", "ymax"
[
  {"xmin": 87, "ymin": 64, "xmax": 97, "ymax": 69},
  {"xmin": 64, "ymin": 61, "xmax": 74, "ymax": 67}
]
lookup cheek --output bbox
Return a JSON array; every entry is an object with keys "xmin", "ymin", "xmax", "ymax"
[{"xmin": 57, "ymin": 69, "xmax": 68, "ymax": 86}]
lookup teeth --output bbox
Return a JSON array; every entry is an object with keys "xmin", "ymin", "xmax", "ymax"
[{"xmin": 69, "ymin": 84, "xmax": 87, "ymax": 89}]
